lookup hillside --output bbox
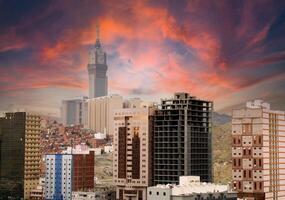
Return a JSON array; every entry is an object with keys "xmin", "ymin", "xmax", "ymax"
[
  {"xmin": 212, "ymin": 112, "xmax": 231, "ymax": 125},
  {"xmin": 95, "ymin": 153, "xmax": 113, "ymax": 184},
  {"xmin": 212, "ymin": 122, "xmax": 232, "ymax": 184}
]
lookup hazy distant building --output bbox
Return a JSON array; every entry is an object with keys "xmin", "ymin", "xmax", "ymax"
[
  {"xmin": 0, "ymin": 112, "xmax": 41, "ymax": 200},
  {"xmin": 86, "ymin": 94, "xmax": 123, "ymax": 136},
  {"xmin": 123, "ymin": 98, "xmax": 143, "ymax": 108},
  {"xmin": 113, "ymin": 106, "xmax": 153, "ymax": 200},
  {"xmin": 88, "ymin": 25, "xmax": 108, "ymax": 98},
  {"xmin": 153, "ymin": 92, "xmax": 213, "ymax": 185},
  {"xmin": 61, "ymin": 96, "xmax": 87, "ymax": 126},
  {"xmin": 231, "ymin": 100, "xmax": 285, "ymax": 200}
]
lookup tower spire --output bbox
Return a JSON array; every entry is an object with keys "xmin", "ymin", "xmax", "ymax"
[
  {"xmin": 95, "ymin": 23, "xmax": 102, "ymax": 49},
  {"xmin": 96, "ymin": 23, "xmax": 100, "ymax": 41}
]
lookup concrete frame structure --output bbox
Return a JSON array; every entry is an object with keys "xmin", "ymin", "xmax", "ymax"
[
  {"xmin": 86, "ymin": 94, "xmax": 123, "ymax": 136},
  {"xmin": 0, "ymin": 112, "xmax": 41, "ymax": 200},
  {"xmin": 113, "ymin": 107, "xmax": 153, "ymax": 200},
  {"xmin": 231, "ymin": 100, "xmax": 285, "ymax": 200},
  {"xmin": 153, "ymin": 93, "xmax": 213, "ymax": 185}
]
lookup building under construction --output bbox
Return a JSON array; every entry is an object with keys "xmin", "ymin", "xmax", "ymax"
[{"xmin": 153, "ymin": 92, "xmax": 213, "ymax": 185}]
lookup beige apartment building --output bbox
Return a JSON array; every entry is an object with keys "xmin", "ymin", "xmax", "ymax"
[
  {"xmin": 113, "ymin": 107, "xmax": 153, "ymax": 200},
  {"xmin": 86, "ymin": 94, "xmax": 123, "ymax": 136},
  {"xmin": 232, "ymin": 100, "xmax": 285, "ymax": 200},
  {"xmin": 24, "ymin": 114, "xmax": 41, "ymax": 199}
]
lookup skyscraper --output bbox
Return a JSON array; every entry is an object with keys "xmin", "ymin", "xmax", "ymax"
[
  {"xmin": 231, "ymin": 100, "xmax": 285, "ymax": 200},
  {"xmin": 88, "ymin": 24, "xmax": 108, "ymax": 98},
  {"xmin": 0, "ymin": 112, "xmax": 41, "ymax": 199},
  {"xmin": 153, "ymin": 92, "xmax": 213, "ymax": 185},
  {"xmin": 113, "ymin": 107, "xmax": 153, "ymax": 200}
]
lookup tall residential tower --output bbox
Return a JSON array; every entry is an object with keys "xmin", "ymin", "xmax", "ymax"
[
  {"xmin": 87, "ymin": 25, "xmax": 108, "ymax": 98},
  {"xmin": 113, "ymin": 107, "xmax": 153, "ymax": 200},
  {"xmin": 0, "ymin": 112, "xmax": 41, "ymax": 199},
  {"xmin": 232, "ymin": 100, "xmax": 285, "ymax": 200}
]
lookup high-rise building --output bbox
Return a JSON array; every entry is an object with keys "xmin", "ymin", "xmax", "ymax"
[
  {"xmin": 44, "ymin": 154, "xmax": 73, "ymax": 200},
  {"xmin": 85, "ymin": 94, "xmax": 123, "ymax": 136},
  {"xmin": 231, "ymin": 100, "xmax": 285, "ymax": 200},
  {"xmin": 73, "ymin": 151, "xmax": 95, "ymax": 192},
  {"xmin": 88, "ymin": 25, "xmax": 108, "ymax": 98},
  {"xmin": 113, "ymin": 107, "xmax": 153, "ymax": 200},
  {"xmin": 153, "ymin": 92, "xmax": 213, "ymax": 185},
  {"xmin": 61, "ymin": 96, "xmax": 88, "ymax": 126},
  {"xmin": 0, "ymin": 112, "xmax": 41, "ymax": 199}
]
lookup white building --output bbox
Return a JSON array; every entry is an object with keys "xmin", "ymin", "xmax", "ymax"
[
  {"xmin": 44, "ymin": 154, "xmax": 73, "ymax": 200},
  {"xmin": 72, "ymin": 191, "xmax": 96, "ymax": 200},
  {"xmin": 61, "ymin": 96, "xmax": 88, "ymax": 126},
  {"xmin": 147, "ymin": 176, "xmax": 237, "ymax": 200},
  {"xmin": 104, "ymin": 145, "xmax": 113, "ymax": 154},
  {"xmin": 85, "ymin": 94, "xmax": 123, "ymax": 136},
  {"xmin": 63, "ymin": 144, "xmax": 90, "ymax": 154},
  {"xmin": 94, "ymin": 132, "xmax": 107, "ymax": 139},
  {"xmin": 93, "ymin": 148, "xmax": 103, "ymax": 155}
]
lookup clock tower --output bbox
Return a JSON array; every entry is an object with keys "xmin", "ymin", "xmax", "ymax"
[{"xmin": 87, "ymin": 24, "xmax": 108, "ymax": 98}]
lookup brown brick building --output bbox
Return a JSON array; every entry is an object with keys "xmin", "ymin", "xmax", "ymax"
[{"xmin": 73, "ymin": 151, "xmax": 95, "ymax": 191}]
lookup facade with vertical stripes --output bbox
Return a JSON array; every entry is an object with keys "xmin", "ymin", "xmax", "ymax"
[
  {"xmin": 232, "ymin": 100, "xmax": 285, "ymax": 200},
  {"xmin": 44, "ymin": 154, "xmax": 73, "ymax": 200},
  {"xmin": 113, "ymin": 107, "xmax": 153, "ymax": 200}
]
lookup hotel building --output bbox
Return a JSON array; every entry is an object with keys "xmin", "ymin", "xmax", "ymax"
[
  {"xmin": 232, "ymin": 100, "xmax": 285, "ymax": 200},
  {"xmin": 113, "ymin": 106, "xmax": 153, "ymax": 200}
]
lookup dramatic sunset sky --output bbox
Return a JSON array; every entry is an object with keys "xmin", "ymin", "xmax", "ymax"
[{"xmin": 0, "ymin": 0, "xmax": 285, "ymax": 116}]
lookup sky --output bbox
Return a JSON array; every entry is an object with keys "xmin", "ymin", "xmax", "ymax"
[{"xmin": 0, "ymin": 0, "xmax": 285, "ymax": 116}]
